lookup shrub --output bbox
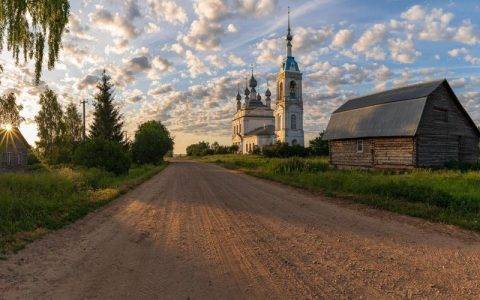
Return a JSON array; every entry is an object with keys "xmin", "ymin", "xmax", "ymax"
[
  {"xmin": 308, "ymin": 131, "xmax": 329, "ymax": 156},
  {"xmin": 262, "ymin": 142, "xmax": 309, "ymax": 158},
  {"xmin": 186, "ymin": 141, "xmax": 238, "ymax": 156},
  {"xmin": 271, "ymin": 157, "xmax": 330, "ymax": 174},
  {"xmin": 26, "ymin": 150, "xmax": 41, "ymax": 165},
  {"xmin": 73, "ymin": 139, "xmax": 131, "ymax": 175},
  {"xmin": 131, "ymin": 120, "xmax": 174, "ymax": 165}
]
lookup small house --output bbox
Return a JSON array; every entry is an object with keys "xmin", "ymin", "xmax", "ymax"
[
  {"xmin": 323, "ymin": 80, "xmax": 480, "ymax": 169},
  {"xmin": 0, "ymin": 127, "xmax": 30, "ymax": 168}
]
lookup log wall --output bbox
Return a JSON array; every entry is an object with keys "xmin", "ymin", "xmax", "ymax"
[{"xmin": 329, "ymin": 137, "xmax": 415, "ymax": 169}]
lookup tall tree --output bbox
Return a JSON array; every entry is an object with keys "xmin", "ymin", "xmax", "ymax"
[
  {"xmin": 0, "ymin": 1, "xmax": 70, "ymax": 83},
  {"xmin": 35, "ymin": 88, "xmax": 66, "ymax": 163},
  {"xmin": 64, "ymin": 102, "xmax": 82, "ymax": 144},
  {"xmin": 90, "ymin": 70, "xmax": 124, "ymax": 144},
  {"xmin": 132, "ymin": 120, "xmax": 174, "ymax": 164},
  {"xmin": 0, "ymin": 92, "xmax": 24, "ymax": 127}
]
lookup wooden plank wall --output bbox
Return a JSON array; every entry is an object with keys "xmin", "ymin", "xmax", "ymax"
[{"xmin": 416, "ymin": 85, "xmax": 479, "ymax": 166}]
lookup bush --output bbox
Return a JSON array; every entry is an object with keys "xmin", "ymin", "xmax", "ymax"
[
  {"xmin": 131, "ymin": 120, "xmax": 174, "ymax": 165},
  {"xmin": 308, "ymin": 131, "xmax": 329, "ymax": 156},
  {"xmin": 262, "ymin": 142, "xmax": 309, "ymax": 158},
  {"xmin": 186, "ymin": 141, "xmax": 238, "ymax": 156},
  {"xmin": 271, "ymin": 157, "xmax": 330, "ymax": 174},
  {"xmin": 26, "ymin": 150, "xmax": 41, "ymax": 165},
  {"xmin": 73, "ymin": 139, "xmax": 131, "ymax": 175}
]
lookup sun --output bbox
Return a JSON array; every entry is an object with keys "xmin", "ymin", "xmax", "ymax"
[{"xmin": 4, "ymin": 124, "xmax": 13, "ymax": 131}]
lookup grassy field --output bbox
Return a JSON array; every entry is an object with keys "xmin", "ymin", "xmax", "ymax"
[
  {"xmin": 198, "ymin": 155, "xmax": 480, "ymax": 231},
  {"xmin": 0, "ymin": 164, "xmax": 167, "ymax": 255}
]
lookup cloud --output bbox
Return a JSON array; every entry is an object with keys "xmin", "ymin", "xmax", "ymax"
[
  {"xmin": 401, "ymin": 5, "xmax": 425, "ymax": 21},
  {"xmin": 454, "ymin": 22, "xmax": 480, "ymax": 45},
  {"xmin": 228, "ymin": 54, "xmax": 245, "ymax": 66},
  {"xmin": 125, "ymin": 0, "xmax": 141, "ymax": 19},
  {"xmin": 331, "ymin": 29, "xmax": 353, "ymax": 48},
  {"xmin": 235, "ymin": 0, "xmax": 279, "ymax": 17},
  {"xmin": 89, "ymin": 5, "xmax": 139, "ymax": 39},
  {"xmin": 227, "ymin": 23, "xmax": 238, "ymax": 33},
  {"xmin": 448, "ymin": 48, "xmax": 480, "ymax": 65},
  {"xmin": 124, "ymin": 88, "xmax": 144, "ymax": 103},
  {"xmin": 77, "ymin": 74, "xmax": 98, "ymax": 90},
  {"xmin": 67, "ymin": 13, "xmax": 94, "ymax": 41},
  {"xmin": 388, "ymin": 36, "xmax": 421, "ymax": 63},
  {"xmin": 149, "ymin": 83, "xmax": 174, "ymax": 96},
  {"xmin": 148, "ymin": 0, "xmax": 188, "ymax": 24},
  {"xmin": 194, "ymin": 0, "xmax": 230, "ymax": 21},
  {"xmin": 353, "ymin": 24, "xmax": 387, "ymax": 59},
  {"xmin": 185, "ymin": 50, "xmax": 210, "ymax": 78},
  {"xmin": 182, "ymin": 18, "xmax": 224, "ymax": 51}
]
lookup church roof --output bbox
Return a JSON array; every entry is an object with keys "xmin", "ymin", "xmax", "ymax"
[
  {"xmin": 282, "ymin": 56, "xmax": 299, "ymax": 72},
  {"xmin": 244, "ymin": 125, "xmax": 275, "ymax": 136}
]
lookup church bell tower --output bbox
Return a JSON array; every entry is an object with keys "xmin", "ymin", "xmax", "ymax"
[{"xmin": 274, "ymin": 8, "xmax": 304, "ymax": 146}]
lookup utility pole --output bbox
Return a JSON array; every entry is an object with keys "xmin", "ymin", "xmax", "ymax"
[{"xmin": 81, "ymin": 99, "xmax": 87, "ymax": 141}]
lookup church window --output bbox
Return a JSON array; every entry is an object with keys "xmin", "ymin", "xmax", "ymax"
[
  {"xmin": 279, "ymin": 82, "xmax": 283, "ymax": 100},
  {"xmin": 291, "ymin": 114, "xmax": 297, "ymax": 130},
  {"xmin": 289, "ymin": 81, "xmax": 296, "ymax": 98}
]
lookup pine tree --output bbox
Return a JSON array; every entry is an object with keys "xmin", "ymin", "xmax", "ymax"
[
  {"xmin": 89, "ymin": 70, "xmax": 125, "ymax": 144},
  {"xmin": 35, "ymin": 89, "xmax": 67, "ymax": 163},
  {"xmin": 64, "ymin": 102, "xmax": 83, "ymax": 144},
  {"xmin": 0, "ymin": 1, "xmax": 70, "ymax": 83}
]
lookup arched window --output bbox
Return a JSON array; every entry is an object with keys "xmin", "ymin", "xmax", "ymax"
[
  {"xmin": 279, "ymin": 82, "xmax": 283, "ymax": 100},
  {"xmin": 292, "ymin": 139, "xmax": 298, "ymax": 145},
  {"xmin": 291, "ymin": 114, "xmax": 297, "ymax": 130},
  {"xmin": 289, "ymin": 81, "xmax": 296, "ymax": 98}
]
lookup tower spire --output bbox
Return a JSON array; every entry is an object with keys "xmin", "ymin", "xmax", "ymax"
[{"xmin": 286, "ymin": 7, "xmax": 293, "ymax": 57}]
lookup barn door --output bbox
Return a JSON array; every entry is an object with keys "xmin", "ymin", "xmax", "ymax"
[{"xmin": 458, "ymin": 136, "xmax": 471, "ymax": 162}]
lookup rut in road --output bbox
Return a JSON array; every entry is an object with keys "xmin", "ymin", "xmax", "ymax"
[{"xmin": 1, "ymin": 161, "xmax": 480, "ymax": 299}]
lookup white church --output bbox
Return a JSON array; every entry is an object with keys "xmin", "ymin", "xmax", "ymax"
[{"xmin": 232, "ymin": 12, "xmax": 304, "ymax": 154}]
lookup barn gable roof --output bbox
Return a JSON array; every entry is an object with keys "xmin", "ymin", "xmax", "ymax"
[
  {"xmin": 0, "ymin": 127, "xmax": 31, "ymax": 152},
  {"xmin": 324, "ymin": 79, "xmax": 479, "ymax": 140}
]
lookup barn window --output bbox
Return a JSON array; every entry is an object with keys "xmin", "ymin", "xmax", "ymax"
[
  {"xmin": 356, "ymin": 140, "xmax": 364, "ymax": 153},
  {"xmin": 291, "ymin": 114, "xmax": 297, "ymax": 130},
  {"xmin": 433, "ymin": 107, "xmax": 448, "ymax": 122}
]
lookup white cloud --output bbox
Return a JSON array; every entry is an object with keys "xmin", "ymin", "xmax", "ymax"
[
  {"xmin": 401, "ymin": 5, "xmax": 425, "ymax": 21},
  {"xmin": 148, "ymin": 0, "xmax": 188, "ymax": 24},
  {"xmin": 448, "ymin": 48, "xmax": 480, "ymax": 65},
  {"xmin": 194, "ymin": 0, "xmax": 230, "ymax": 21},
  {"xmin": 353, "ymin": 24, "xmax": 387, "ymax": 58},
  {"xmin": 89, "ymin": 5, "xmax": 139, "ymax": 39},
  {"xmin": 331, "ymin": 29, "xmax": 353, "ymax": 48},
  {"xmin": 185, "ymin": 50, "xmax": 210, "ymax": 78},
  {"xmin": 388, "ymin": 37, "xmax": 421, "ymax": 64},
  {"xmin": 182, "ymin": 18, "xmax": 224, "ymax": 51},
  {"xmin": 454, "ymin": 22, "xmax": 480, "ymax": 45},
  {"xmin": 228, "ymin": 54, "xmax": 245, "ymax": 66},
  {"xmin": 227, "ymin": 23, "xmax": 238, "ymax": 33},
  {"xmin": 236, "ymin": 0, "xmax": 279, "ymax": 17}
]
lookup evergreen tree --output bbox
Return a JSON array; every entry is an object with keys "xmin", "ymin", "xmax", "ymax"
[
  {"xmin": 0, "ymin": 1, "xmax": 70, "ymax": 83},
  {"xmin": 35, "ymin": 89, "xmax": 67, "ymax": 163},
  {"xmin": 0, "ymin": 92, "xmax": 24, "ymax": 127},
  {"xmin": 89, "ymin": 70, "xmax": 125, "ymax": 144},
  {"xmin": 64, "ymin": 102, "xmax": 83, "ymax": 144}
]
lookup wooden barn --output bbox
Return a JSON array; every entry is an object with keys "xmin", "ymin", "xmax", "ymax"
[
  {"xmin": 0, "ymin": 127, "xmax": 30, "ymax": 168},
  {"xmin": 324, "ymin": 80, "xmax": 480, "ymax": 169}
]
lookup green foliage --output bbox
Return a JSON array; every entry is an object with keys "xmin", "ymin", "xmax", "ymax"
[
  {"xmin": 26, "ymin": 150, "xmax": 41, "ymax": 165},
  {"xmin": 200, "ymin": 155, "xmax": 480, "ymax": 231},
  {"xmin": 131, "ymin": 120, "xmax": 174, "ymax": 165},
  {"xmin": 0, "ymin": 93, "xmax": 24, "ymax": 127},
  {"xmin": 0, "ymin": 0, "xmax": 70, "ymax": 83},
  {"xmin": 262, "ymin": 142, "xmax": 309, "ymax": 158},
  {"xmin": 89, "ymin": 70, "xmax": 125, "ymax": 144},
  {"xmin": 308, "ymin": 131, "xmax": 329, "ymax": 156},
  {"xmin": 64, "ymin": 102, "xmax": 83, "ymax": 144},
  {"xmin": 0, "ymin": 164, "xmax": 166, "ymax": 254},
  {"xmin": 186, "ymin": 141, "xmax": 238, "ymax": 156},
  {"xmin": 35, "ymin": 89, "xmax": 69, "ymax": 164},
  {"xmin": 73, "ymin": 139, "xmax": 131, "ymax": 175}
]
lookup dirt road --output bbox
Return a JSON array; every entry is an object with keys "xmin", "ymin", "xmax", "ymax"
[{"xmin": 1, "ymin": 161, "xmax": 480, "ymax": 299}]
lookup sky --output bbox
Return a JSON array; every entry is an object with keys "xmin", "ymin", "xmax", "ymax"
[{"xmin": 1, "ymin": 0, "xmax": 480, "ymax": 153}]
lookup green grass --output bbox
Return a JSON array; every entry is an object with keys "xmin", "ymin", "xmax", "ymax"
[
  {"xmin": 198, "ymin": 155, "xmax": 480, "ymax": 231},
  {"xmin": 0, "ymin": 163, "xmax": 167, "ymax": 255}
]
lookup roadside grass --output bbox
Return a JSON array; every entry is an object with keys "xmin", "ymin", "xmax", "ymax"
[
  {"xmin": 198, "ymin": 155, "xmax": 480, "ymax": 231},
  {"xmin": 0, "ymin": 163, "xmax": 167, "ymax": 255}
]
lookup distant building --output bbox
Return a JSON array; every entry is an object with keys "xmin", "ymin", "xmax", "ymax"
[
  {"xmin": 324, "ymin": 80, "xmax": 480, "ymax": 169},
  {"xmin": 0, "ymin": 127, "xmax": 30, "ymax": 168},
  {"xmin": 232, "ymin": 10, "xmax": 304, "ymax": 154}
]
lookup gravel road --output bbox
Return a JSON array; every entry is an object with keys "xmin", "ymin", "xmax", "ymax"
[{"xmin": 1, "ymin": 160, "xmax": 480, "ymax": 299}]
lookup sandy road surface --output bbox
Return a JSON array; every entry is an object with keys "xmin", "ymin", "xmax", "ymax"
[{"xmin": 1, "ymin": 161, "xmax": 480, "ymax": 299}]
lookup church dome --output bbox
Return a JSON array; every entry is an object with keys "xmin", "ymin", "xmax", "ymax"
[
  {"xmin": 244, "ymin": 87, "xmax": 250, "ymax": 95},
  {"xmin": 265, "ymin": 88, "xmax": 271, "ymax": 97},
  {"xmin": 236, "ymin": 91, "xmax": 241, "ymax": 101},
  {"xmin": 257, "ymin": 94, "xmax": 262, "ymax": 101}
]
